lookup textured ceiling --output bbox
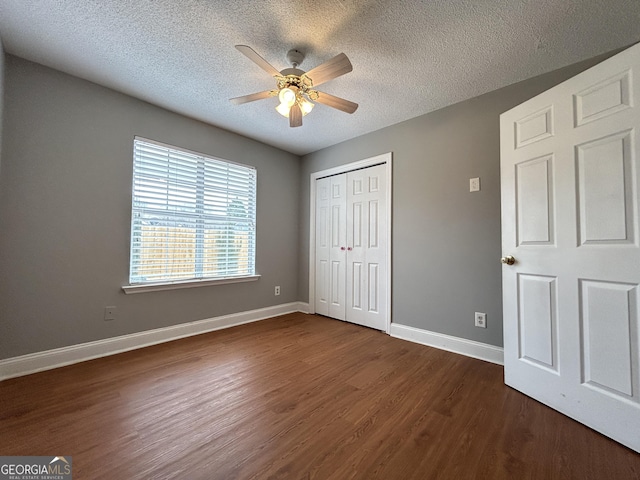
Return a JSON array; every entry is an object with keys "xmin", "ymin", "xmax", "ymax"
[{"xmin": 0, "ymin": 1, "xmax": 639, "ymax": 155}]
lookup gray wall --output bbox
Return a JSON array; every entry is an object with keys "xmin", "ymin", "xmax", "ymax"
[
  {"xmin": 299, "ymin": 54, "xmax": 616, "ymax": 348},
  {"xmin": 0, "ymin": 49, "xmax": 620, "ymax": 361},
  {"xmin": 0, "ymin": 35, "xmax": 4, "ymax": 180},
  {"xmin": 0, "ymin": 56, "xmax": 300, "ymax": 359}
]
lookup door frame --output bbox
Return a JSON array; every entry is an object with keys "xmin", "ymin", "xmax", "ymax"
[{"xmin": 308, "ymin": 152, "xmax": 393, "ymax": 333}]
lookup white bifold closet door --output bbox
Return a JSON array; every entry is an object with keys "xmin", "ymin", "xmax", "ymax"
[{"xmin": 315, "ymin": 163, "xmax": 387, "ymax": 330}]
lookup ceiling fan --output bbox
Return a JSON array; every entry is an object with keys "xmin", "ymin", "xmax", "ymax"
[{"xmin": 230, "ymin": 45, "xmax": 358, "ymax": 128}]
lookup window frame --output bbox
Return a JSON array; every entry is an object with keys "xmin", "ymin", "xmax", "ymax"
[{"xmin": 123, "ymin": 137, "xmax": 259, "ymax": 294}]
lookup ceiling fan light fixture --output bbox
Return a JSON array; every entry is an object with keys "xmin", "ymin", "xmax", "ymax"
[
  {"xmin": 299, "ymin": 97, "xmax": 314, "ymax": 116},
  {"xmin": 275, "ymin": 102, "xmax": 291, "ymax": 118},
  {"xmin": 278, "ymin": 87, "xmax": 297, "ymax": 107},
  {"xmin": 231, "ymin": 45, "xmax": 357, "ymax": 127},
  {"xmin": 276, "ymin": 86, "xmax": 300, "ymax": 117},
  {"xmin": 276, "ymin": 94, "xmax": 314, "ymax": 118}
]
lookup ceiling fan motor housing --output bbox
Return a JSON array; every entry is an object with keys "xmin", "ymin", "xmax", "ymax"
[
  {"xmin": 286, "ymin": 49, "xmax": 305, "ymax": 68},
  {"xmin": 279, "ymin": 68, "xmax": 305, "ymax": 77}
]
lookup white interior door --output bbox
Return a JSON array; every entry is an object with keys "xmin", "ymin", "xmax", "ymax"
[
  {"xmin": 500, "ymin": 43, "xmax": 640, "ymax": 452},
  {"xmin": 315, "ymin": 163, "xmax": 388, "ymax": 330},
  {"xmin": 346, "ymin": 164, "xmax": 387, "ymax": 330}
]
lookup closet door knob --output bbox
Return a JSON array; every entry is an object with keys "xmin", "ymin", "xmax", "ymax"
[
  {"xmin": 340, "ymin": 247, "xmax": 346, "ymax": 251},
  {"xmin": 348, "ymin": 247, "xmax": 353, "ymax": 251}
]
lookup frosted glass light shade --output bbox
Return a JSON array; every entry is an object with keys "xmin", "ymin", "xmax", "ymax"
[
  {"xmin": 278, "ymin": 88, "xmax": 296, "ymax": 107},
  {"xmin": 300, "ymin": 97, "xmax": 314, "ymax": 116},
  {"xmin": 275, "ymin": 102, "xmax": 290, "ymax": 117}
]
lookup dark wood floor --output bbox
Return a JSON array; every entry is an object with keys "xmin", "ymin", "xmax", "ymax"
[{"xmin": 1, "ymin": 313, "xmax": 638, "ymax": 479}]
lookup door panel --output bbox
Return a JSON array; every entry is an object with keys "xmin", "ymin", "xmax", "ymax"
[
  {"xmin": 329, "ymin": 175, "xmax": 347, "ymax": 320},
  {"xmin": 576, "ymin": 130, "xmax": 634, "ymax": 244},
  {"xmin": 501, "ymin": 43, "xmax": 640, "ymax": 452},
  {"xmin": 369, "ymin": 201, "xmax": 379, "ymax": 247},
  {"xmin": 368, "ymin": 263, "xmax": 379, "ymax": 313},
  {"xmin": 346, "ymin": 164, "xmax": 387, "ymax": 330},
  {"xmin": 515, "ymin": 105, "xmax": 554, "ymax": 148},
  {"xmin": 315, "ymin": 175, "xmax": 346, "ymax": 320},
  {"xmin": 317, "ymin": 260, "xmax": 328, "ymax": 307},
  {"xmin": 580, "ymin": 280, "xmax": 637, "ymax": 397},
  {"xmin": 351, "ymin": 262, "xmax": 362, "ymax": 309},
  {"xmin": 352, "ymin": 201, "xmax": 363, "ymax": 248},
  {"xmin": 315, "ymin": 179, "xmax": 330, "ymax": 316},
  {"xmin": 574, "ymin": 70, "xmax": 632, "ymax": 126},
  {"xmin": 517, "ymin": 274, "xmax": 558, "ymax": 371},
  {"xmin": 515, "ymin": 155, "xmax": 555, "ymax": 245}
]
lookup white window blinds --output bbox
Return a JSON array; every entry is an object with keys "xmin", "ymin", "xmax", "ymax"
[{"xmin": 129, "ymin": 138, "xmax": 256, "ymax": 284}]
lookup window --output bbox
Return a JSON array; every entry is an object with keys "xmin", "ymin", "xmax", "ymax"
[{"xmin": 129, "ymin": 138, "xmax": 256, "ymax": 285}]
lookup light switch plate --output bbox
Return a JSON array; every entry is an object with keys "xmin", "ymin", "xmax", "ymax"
[{"xmin": 470, "ymin": 177, "xmax": 480, "ymax": 192}]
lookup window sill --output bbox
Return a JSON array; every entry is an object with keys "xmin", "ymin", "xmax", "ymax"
[{"xmin": 122, "ymin": 275, "xmax": 261, "ymax": 294}]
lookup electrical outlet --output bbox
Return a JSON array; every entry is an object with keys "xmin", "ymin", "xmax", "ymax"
[
  {"xmin": 470, "ymin": 177, "xmax": 481, "ymax": 192},
  {"xmin": 475, "ymin": 312, "xmax": 487, "ymax": 328},
  {"xmin": 104, "ymin": 306, "xmax": 117, "ymax": 321},
  {"xmin": 275, "ymin": 286, "xmax": 281, "ymax": 296}
]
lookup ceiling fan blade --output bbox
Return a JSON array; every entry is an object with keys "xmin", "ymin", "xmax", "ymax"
[
  {"xmin": 289, "ymin": 104, "xmax": 302, "ymax": 127},
  {"xmin": 235, "ymin": 45, "xmax": 281, "ymax": 77},
  {"xmin": 305, "ymin": 53, "xmax": 352, "ymax": 86},
  {"xmin": 229, "ymin": 90, "xmax": 275, "ymax": 105},
  {"xmin": 314, "ymin": 91, "xmax": 358, "ymax": 114}
]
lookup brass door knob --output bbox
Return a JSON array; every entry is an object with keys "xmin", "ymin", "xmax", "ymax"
[{"xmin": 501, "ymin": 255, "xmax": 516, "ymax": 265}]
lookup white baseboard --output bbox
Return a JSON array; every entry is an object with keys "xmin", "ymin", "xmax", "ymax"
[
  {"xmin": 389, "ymin": 323, "xmax": 504, "ymax": 365},
  {"xmin": 0, "ymin": 302, "xmax": 309, "ymax": 381}
]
